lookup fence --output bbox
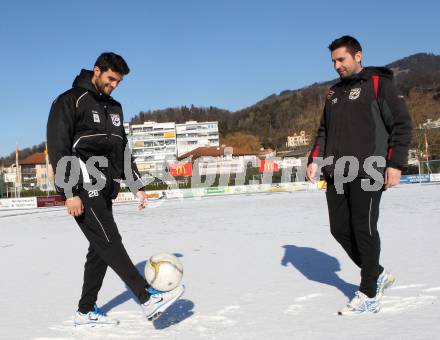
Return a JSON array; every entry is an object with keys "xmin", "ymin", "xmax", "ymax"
[
  {"xmin": 1, "ymin": 164, "xmax": 439, "ymax": 210},
  {"xmin": 401, "ymin": 159, "xmax": 440, "ymax": 184}
]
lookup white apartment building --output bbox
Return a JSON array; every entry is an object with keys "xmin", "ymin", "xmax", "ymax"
[
  {"xmin": 124, "ymin": 122, "xmax": 130, "ymax": 136},
  {"xmin": 176, "ymin": 121, "xmax": 219, "ymax": 157},
  {"xmin": 124, "ymin": 120, "xmax": 220, "ymax": 175},
  {"xmin": 128, "ymin": 121, "xmax": 177, "ymax": 174}
]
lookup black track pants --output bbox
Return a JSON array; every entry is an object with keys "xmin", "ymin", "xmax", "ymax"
[
  {"xmin": 74, "ymin": 190, "xmax": 149, "ymax": 313},
  {"xmin": 325, "ymin": 178, "xmax": 384, "ymax": 298}
]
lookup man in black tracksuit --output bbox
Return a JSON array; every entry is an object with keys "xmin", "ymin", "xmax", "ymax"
[
  {"xmin": 306, "ymin": 36, "xmax": 412, "ymax": 314},
  {"xmin": 47, "ymin": 52, "xmax": 183, "ymax": 325}
]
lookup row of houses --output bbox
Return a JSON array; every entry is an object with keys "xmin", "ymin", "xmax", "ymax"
[
  {"xmin": 2, "ymin": 151, "xmax": 54, "ymax": 194},
  {"xmin": 2, "ymin": 121, "xmax": 308, "ymax": 194}
]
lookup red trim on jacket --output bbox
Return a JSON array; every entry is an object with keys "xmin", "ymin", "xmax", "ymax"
[
  {"xmin": 387, "ymin": 147, "xmax": 393, "ymax": 161},
  {"xmin": 373, "ymin": 74, "xmax": 379, "ymax": 99},
  {"xmin": 312, "ymin": 145, "xmax": 319, "ymax": 159}
]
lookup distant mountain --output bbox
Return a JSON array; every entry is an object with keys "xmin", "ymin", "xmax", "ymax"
[
  {"xmin": 387, "ymin": 53, "xmax": 440, "ymax": 95},
  {"xmin": 0, "ymin": 142, "xmax": 46, "ymax": 168},
  {"xmin": 130, "ymin": 53, "xmax": 440, "ymax": 152},
  {"xmin": 388, "ymin": 53, "xmax": 440, "ymax": 75},
  {"xmin": 130, "ymin": 105, "xmax": 235, "ymax": 139},
  {"xmin": 3, "ymin": 53, "xmax": 440, "ymax": 162}
]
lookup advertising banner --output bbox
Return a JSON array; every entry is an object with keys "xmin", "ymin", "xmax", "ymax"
[
  {"xmin": 198, "ymin": 159, "xmax": 245, "ymax": 175},
  {"xmin": 430, "ymin": 173, "xmax": 440, "ymax": 182},
  {"xmin": 169, "ymin": 163, "xmax": 193, "ymax": 177},
  {"xmin": 258, "ymin": 160, "xmax": 279, "ymax": 173},
  {"xmin": 204, "ymin": 187, "xmax": 228, "ymax": 195},
  {"xmin": 400, "ymin": 174, "xmax": 430, "ymax": 183},
  {"xmin": 37, "ymin": 196, "xmax": 64, "ymax": 207},
  {"xmin": 0, "ymin": 197, "xmax": 37, "ymax": 209}
]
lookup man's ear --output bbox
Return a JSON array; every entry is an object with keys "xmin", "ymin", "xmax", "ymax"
[
  {"xmin": 355, "ymin": 51, "xmax": 362, "ymax": 64},
  {"xmin": 93, "ymin": 66, "xmax": 101, "ymax": 77}
]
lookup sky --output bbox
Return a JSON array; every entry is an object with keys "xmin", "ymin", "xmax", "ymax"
[{"xmin": 1, "ymin": 0, "xmax": 439, "ymax": 157}]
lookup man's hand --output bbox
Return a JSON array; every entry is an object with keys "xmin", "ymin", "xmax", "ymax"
[
  {"xmin": 306, "ymin": 163, "xmax": 319, "ymax": 183},
  {"xmin": 384, "ymin": 167, "xmax": 401, "ymax": 189},
  {"xmin": 65, "ymin": 196, "xmax": 84, "ymax": 217},
  {"xmin": 136, "ymin": 191, "xmax": 148, "ymax": 210}
]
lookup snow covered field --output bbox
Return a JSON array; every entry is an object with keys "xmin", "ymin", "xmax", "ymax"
[{"xmin": 1, "ymin": 184, "xmax": 439, "ymax": 340}]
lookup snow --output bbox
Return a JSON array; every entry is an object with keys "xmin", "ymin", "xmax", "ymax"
[{"xmin": 1, "ymin": 184, "xmax": 439, "ymax": 340}]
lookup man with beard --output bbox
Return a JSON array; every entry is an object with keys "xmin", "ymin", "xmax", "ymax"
[
  {"xmin": 47, "ymin": 52, "xmax": 184, "ymax": 326},
  {"xmin": 307, "ymin": 36, "xmax": 412, "ymax": 315}
]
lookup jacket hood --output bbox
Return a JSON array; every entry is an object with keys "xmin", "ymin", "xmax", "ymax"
[
  {"xmin": 359, "ymin": 66, "xmax": 394, "ymax": 80},
  {"xmin": 72, "ymin": 69, "xmax": 99, "ymax": 94},
  {"xmin": 336, "ymin": 66, "xmax": 394, "ymax": 86}
]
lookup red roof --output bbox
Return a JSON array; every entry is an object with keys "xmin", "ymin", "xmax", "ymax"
[
  {"xmin": 19, "ymin": 152, "xmax": 46, "ymax": 165},
  {"xmin": 178, "ymin": 146, "xmax": 256, "ymax": 161}
]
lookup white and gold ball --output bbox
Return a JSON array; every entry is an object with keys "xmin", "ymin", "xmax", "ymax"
[{"xmin": 145, "ymin": 253, "xmax": 183, "ymax": 291}]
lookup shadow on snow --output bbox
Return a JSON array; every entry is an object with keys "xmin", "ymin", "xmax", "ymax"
[{"xmin": 281, "ymin": 245, "xmax": 357, "ymax": 299}]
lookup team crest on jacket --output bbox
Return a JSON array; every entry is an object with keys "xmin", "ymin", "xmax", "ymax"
[
  {"xmin": 349, "ymin": 88, "xmax": 361, "ymax": 100},
  {"xmin": 93, "ymin": 113, "xmax": 100, "ymax": 123},
  {"xmin": 110, "ymin": 114, "xmax": 121, "ymax": 127}
]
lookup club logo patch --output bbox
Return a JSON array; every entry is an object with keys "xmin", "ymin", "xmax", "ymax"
[
  {"xmin": 349, "ymin": 88, "xmax": 361, "ymax": 100},
  {"xmin": 331, "ymin": 97, "xmax": 338, "ymax": 105},
  {"xmin": 110, "ymin": 114, "xmax": 121, "ymax": 127},
  {"xmin": 93, "ymin": 113, "xmax": 100, "ymax": 123}
]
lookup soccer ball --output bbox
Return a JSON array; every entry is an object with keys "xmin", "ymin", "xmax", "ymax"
[{"xmin": 145, "ymin": 253, "xmax": 183, "ymax": 292}]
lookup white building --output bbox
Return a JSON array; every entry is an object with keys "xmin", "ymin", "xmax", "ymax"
[
  {"xmin": 176, "ymin": 121, "xmax": 219, "ymax": 157},
  {"xmin": 177, "ymin": 146, "xmax": 257, "ymax": 176},
  {"xmin": 123, "ymin": 120, "xmax": 220, "ymax": 175},
  {"xmin": 286, "ymin": 131, "xmax": 309, "ymax": 148},
  {"xmin": 419, "ymin": 117, "xmax": 440, "ymax": 130},
  {"xmin": 128, "ymin": 121, "xmax": 177, "ymax": 174},
  {"xmin": 123, "ymin": 122, "xmax": 130, "ymax": 136}
]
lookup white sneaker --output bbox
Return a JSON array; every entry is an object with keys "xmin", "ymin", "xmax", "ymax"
[
  {"xmin": 377, "ymin": 269, "xmax": 396, "ymax": 299},
  {"xmin": 338, "ymin": 291, "xmax": 380, "ymax": 315},
  {"xmin": 142, "ymin": 285, "xmax": 185, "ymax": 321},
  {"xmin": 74, "ymin": 305, "xmax": 119, "ymax": 327}
]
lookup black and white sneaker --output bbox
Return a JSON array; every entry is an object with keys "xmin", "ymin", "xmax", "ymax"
[
  {"xmin": 338, "ymin": 291, "xmax": 381, "ymax": 315},
  {"xmin": 377, "ymin": 269, "xmax": 396, "ymax": 299},
  {"xmin": 142, "ymin": 285, "xmax": 185, "ymax": 321},
  {"xmin": 74, "ymin": 305, "xmax": 119, "ymax": 327}
]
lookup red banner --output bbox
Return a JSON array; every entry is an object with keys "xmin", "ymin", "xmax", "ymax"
[
  {"xmin": 37, "ymin": 195, "xmax": 64, "ymax": 207},
  {"xmin": 258, "ymin": 160, "xmax": 279, "ymax": 173},
  {"xmin": 169, "ymin": 163, "xmax": 193, "ymax": 177}
]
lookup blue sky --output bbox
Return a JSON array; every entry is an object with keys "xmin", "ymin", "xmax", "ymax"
[{"xmin": 1, "ymin": 0, "xmax": 439, "ymax": 157}]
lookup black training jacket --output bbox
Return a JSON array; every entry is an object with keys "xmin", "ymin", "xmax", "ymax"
[
  {"xmin": 47, "ymin": 69, "xmax": 142, "ymax": 199},
  {"xmin": 308, "ymin": 67, "xmax": 413, "ymax": 178}
]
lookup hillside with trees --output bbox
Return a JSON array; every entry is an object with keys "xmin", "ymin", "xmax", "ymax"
[
  {"xmin": 130, "ymin": 53, "xmax": 440, "ymax": 158},
  {"xmin": 2, "ymin": 53, "xmax": 440, "ymax": 165},
  {"xmin": 0, "ymin": 142, "xmax": 46, "ymax": 168}
]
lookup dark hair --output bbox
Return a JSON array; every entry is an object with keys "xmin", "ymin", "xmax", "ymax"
[
  {"xmin": 328, "ymin": 35, "xmax": 362, "ymax": 57},
  {"xmin": 94, "ymin": 52, "xmax": 130, "ymax": 75}
]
